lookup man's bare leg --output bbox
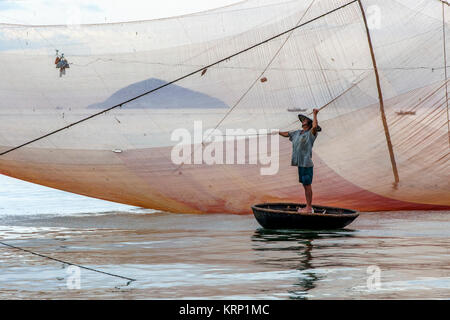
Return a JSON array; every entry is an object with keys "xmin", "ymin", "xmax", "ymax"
[{"xmin": 298, "ymin": 185, "xmax": 313, "ymax": 213}]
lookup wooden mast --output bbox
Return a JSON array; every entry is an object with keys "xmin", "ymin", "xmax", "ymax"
[{"xmin": 358, "ymin": 0, "xmax": 400, "ymax": 185}]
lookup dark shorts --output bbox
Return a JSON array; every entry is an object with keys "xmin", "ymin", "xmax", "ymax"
[{"xmin": 298, "ymin": 166, "xmax": 313, "ymax": 186}]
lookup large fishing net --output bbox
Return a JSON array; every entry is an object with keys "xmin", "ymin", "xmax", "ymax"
[{"xmin": 0, "ymin": 0, "xmax": 448, "ymax": 213}]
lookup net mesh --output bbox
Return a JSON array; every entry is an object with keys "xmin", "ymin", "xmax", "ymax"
[{"xmin": 0, "ymin": 0, "xmax": 448, "ymax": 213}]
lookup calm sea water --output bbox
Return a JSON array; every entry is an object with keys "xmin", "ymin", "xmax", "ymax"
[{"xmin": 0, "ymin": 174, "xmax": 449, "ymax": 299}]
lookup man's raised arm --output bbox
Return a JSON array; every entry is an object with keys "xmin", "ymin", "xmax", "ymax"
[
  {"xmin": 311, "ymin": 109, "xmax": 319, "ymax": 136},
  {"xmin": 278, "ymin": 131, "xmax": 290, "ymax": 138}
]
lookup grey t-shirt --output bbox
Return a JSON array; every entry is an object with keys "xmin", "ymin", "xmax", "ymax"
[{"xmin": 288, "ymin": 129, "xmax": 317, "ymax": 167}]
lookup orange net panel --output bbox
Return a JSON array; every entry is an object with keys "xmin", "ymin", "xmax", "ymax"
[{"xmin": 0, "ymin": 0, "xmax": 448, "ymax": 213}]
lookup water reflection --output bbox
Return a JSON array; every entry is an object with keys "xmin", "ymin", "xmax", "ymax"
[{"xmin": 251, "ymin": 228, "xmax": 356, "ymax": 299}]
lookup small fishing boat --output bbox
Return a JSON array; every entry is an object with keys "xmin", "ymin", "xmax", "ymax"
[{"xmin": 251, "ymin": 203, "xmax": 359, "ymax": 230}]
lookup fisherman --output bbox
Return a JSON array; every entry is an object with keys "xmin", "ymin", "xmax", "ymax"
[{"xmin": 279, "ymin": 109, "xmax": 321, "ymax": 213}]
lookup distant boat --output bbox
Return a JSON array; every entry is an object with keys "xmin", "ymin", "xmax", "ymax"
[
  {"xmin": 395, "ymin": 111, "xmax": 416, "ymax": 116},
  {"xmin": 287, "ymin": 108, "xmax": 307, "ymax": 112},
  {"xmin": 0, "ymin": 0, "xmax": 449, "ymax": 213}
]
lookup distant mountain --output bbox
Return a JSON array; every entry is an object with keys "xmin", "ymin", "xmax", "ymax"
[{"xmin": 88, "ymin": 78, "xmax": 228, "ymax": 109}]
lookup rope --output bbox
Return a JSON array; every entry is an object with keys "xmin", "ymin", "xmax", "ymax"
[
  {"xmin": 0, "ymin": 0, "xmax": 358, "ymax": 157},
  {"xmin": 71, "ymin": 56, "xmax": 449, "ymax": 71},
  {"xmin": 0, "ymin": 240, "xmax": 136, "ymax": 283}
]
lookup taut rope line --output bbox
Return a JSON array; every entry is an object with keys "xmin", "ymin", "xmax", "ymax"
[{"xmin": 0, "ymin": 241, "xmax": 136, "ymax": 283}]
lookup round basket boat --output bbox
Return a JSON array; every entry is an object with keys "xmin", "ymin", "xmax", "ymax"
[{"xmin": 251, "ymin": 203, "xmax": 359, "ymax": 230}]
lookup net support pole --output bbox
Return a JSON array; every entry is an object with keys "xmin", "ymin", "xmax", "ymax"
[{"xmin": 358, "ymin": 0, "xmax": 400, "ymax": 185}]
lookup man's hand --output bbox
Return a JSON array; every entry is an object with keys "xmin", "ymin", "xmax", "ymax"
[{"xmin": 313, "ymin": 108, "xmax": 319, "ymax": 115}]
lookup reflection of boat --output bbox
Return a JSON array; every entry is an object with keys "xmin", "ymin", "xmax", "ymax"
[
  {"xmin": 252, "ymin": 203, "xmax": 359, "ymax": 229},
  {"xmin": 251, "ymin": 228, "xmax": 355, "ymax": 299},
  {"xmin": 0, "ymin": 0, "xmax": 449, "ymax": 214}
]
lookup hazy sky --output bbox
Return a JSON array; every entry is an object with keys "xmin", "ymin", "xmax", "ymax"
[{"xmin": 0, "ymin": 0, "xmax": 243, "ymax": 25}]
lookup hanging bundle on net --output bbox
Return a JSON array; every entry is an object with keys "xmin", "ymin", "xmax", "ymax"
[{"xmin": 54, "ymin": 50, "xmax": 70, "ymax": 77}]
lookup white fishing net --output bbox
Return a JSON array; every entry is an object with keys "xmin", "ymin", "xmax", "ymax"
[{"xmin": 0, "ymin": 0, "xmax": 448, "ymax": 212}]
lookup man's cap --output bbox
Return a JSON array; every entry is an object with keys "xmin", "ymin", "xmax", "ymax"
[{"xmin": 298, "ymin": 114, "xmax": 321, "ymax": 132}]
